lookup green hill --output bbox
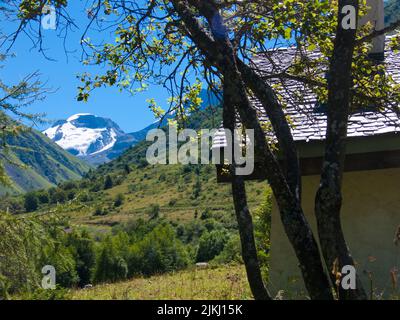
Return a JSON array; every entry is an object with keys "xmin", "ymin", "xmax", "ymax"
[
  {"xmin": 10, "ymin": 105, "xmax": 266, "ymax": 227},
  {"xmin": 0, "ymin": 127, "xmax": 91, "ymax": 195},
  {"xmin": 1, "ymin": 105, "xmax": 271, "ymax": 300}
]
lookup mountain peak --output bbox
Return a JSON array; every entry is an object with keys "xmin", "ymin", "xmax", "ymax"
[
  {"xmin": 43, "ymin": 114, "xmax": 147, "ymax": 165},
  {"xmin": 43, "ymin": 114, "xmax": 125, "ymax": 159},
  {"xmin": 67, "ymin": 113, "xmax": 93, "ymax": 122}
]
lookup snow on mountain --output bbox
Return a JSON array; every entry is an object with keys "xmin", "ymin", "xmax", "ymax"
[
  {"xmin": 42, "ymin": 91, "xmax": 219, "ymax": 165},
  {"xmin": 43, "ymin": 114, "xmax": 136, "ymax": 164}
]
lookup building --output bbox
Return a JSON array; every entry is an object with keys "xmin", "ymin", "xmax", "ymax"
[{"xmin": 213, "ymin": 1, "xmax": 400, "ymax": 297}]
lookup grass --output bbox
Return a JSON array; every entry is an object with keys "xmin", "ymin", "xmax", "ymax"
[
  {"xmin": 31, "ymin": 163, "xmax": 268, "ymax": 235},
  {"xmin": 71, "ymin": 264, "xmax": 253, "ymax": 300}
]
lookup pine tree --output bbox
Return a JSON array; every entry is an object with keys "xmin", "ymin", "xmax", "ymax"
[{"xmin": 104, "ymin": 175, "xmax": 113, "ymax": 190}]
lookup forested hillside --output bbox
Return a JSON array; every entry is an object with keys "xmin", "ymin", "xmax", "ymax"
[
  {"xmin": 0, "ymin": 106, "xmax": 271, "ymax": 299},
  {"xmin": 0, "ymin": 126, "xmax": 91, "ymax": 195}
]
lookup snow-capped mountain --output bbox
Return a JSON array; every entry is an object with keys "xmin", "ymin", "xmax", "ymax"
[
  {"xmin": 43, "ymin": 114, "xmax": 143, "ymax": 165},
  {"xmin": 43, "ymin": 91, "xmax": 219, "ymax": 165}
]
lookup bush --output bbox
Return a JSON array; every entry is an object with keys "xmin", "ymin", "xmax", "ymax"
[
  {"xmin": 60, "ymin": 181, "xmax": 77, "ymax": 191},
  {"xmin": 254, "ymin": 189, "xmax": 273, "ymax": 278},
  {"xmin": 168, "ymin": 198, "xmax": 177, "ymax": 207},
  {"xmin": 93, "ymin": 207, "xmax": 107, "ymax": 216},
  {"xmin": 37, "ymin": 191, "xmax": 49, "ymax": 204},
  {"xmin": 93, "ymin": 238, "xmax": 128, "ymax": 284},
  {"xmin": 114, "ymin": 193, "xmax": 125, "ymax": 207},
  {"xmin": 124, "ymin": 164, "xmax": 131, "ymax": 174},
  {"xmin": 89, "ymin": 182, "xmax": 102, "ymax": 192},
  {"xmin": 50, "ymin": 189, "xmax": 66, "ymax": 204},
  {"xmin": 67, "ymin": 231, "xmax": 96, "ymax": 287},
  {"xmin": 213, "ymin": 235, "xmax": 242, "ymax": 264},
  {"xmin": 196, "ymin": 230, "xmax": 229, "ymax": 262},
  {"xmin": 178, "ymin": 220, "xmax": 206, "ymax": 243},
  {"xmin": 146, "ymin": 204, "xmax": 160, "ymax": 220},
  {"xmin": 128, "ymin": 224, "xmax": 189, "ymax": 277},
  {"xmin": 24, "ymin": 193, "xmax": 38, "ymax": 212},
  {"xmin": 200, "ymin": 208, "xmax": 211, "ymax": 220},
  {"xmin": 67, "ymin": 190, "xmax": 76, "ymax": 201},
  {"xmin": 43, "ymin": 246, "xmax": 79, "ymax": 288},
  {"xmin": 104, "ymin": 175, "xmax": 113, "ymax": 190},
  {"xmin": 192, "ymin": 178, "xmax": 201, "ymax": 199},
  {"xmin": 77, "ymin": 192, "xmax": 91, "ymax": 203}
]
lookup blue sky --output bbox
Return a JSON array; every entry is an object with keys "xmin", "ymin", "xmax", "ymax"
[{"xmin": 0, "ymin": 2, "xmax": 170, "ymax": 133}]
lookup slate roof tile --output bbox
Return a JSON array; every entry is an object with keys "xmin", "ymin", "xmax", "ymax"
[{"xmin": 213, "ymin": 38, "xmax": 400, "ymax": 149}]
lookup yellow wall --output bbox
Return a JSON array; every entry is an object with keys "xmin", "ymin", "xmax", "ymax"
[{"xmin": 269, "ymin": 168, "xmax": 400, "ymax": 299}]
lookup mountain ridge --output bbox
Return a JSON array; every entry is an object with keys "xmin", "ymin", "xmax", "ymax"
[
  {"xmin": 43, "ymin": 113, "xmax": 173, "ymax": 165},
  {"xmin": 0, "ymin": 126, "xmax": 91, "ymax": 195},
  {"xmin": 43, "ymin": 90, "xmax": 220, "ymax": 165}
]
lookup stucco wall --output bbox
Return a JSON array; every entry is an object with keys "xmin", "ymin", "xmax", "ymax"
[{"xmin": 269, "ymin": 168, "xmax": 400, "ymax": 299}]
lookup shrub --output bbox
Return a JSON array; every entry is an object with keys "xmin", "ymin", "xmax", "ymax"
[
  {"xmin": 22, "ymin": 286, "xmax": 70, "ymax": 300},
  {"xmin": 128, "ymin": 184, "xmax": 137, "ymax": 192},
  {"xmin": 67, "ymin": 231, "xmax": 96, "ymax": 287},
  {"xmin": 200, "ymin": 208, "xmax": 211, "ymax": 220},
  {"xmin": 89, "ymin": 182, "xmax": 102, "ymax": 192},
  {"xmin": 104, "ymin": 175, "xmax": 113, "ymax": 190},
  {"xmin": 128, "ymin": 224, "xmax": 189, "ymax": 277},
  {"xmin": 213, "ymin": 235, "xmax": 242, "ymax": 264},
  {"xmin": 254, "ymin": 189, "xmax": 273, "ymax": 278},
  {"xmin": 147, "ymin": 204, "xmax": 160, "ymax": 220},
  {"xmin": 192, "ymin": 178, "xmax": 201, "ymax": 199},
  {"xmin": 60, "ymin": 181, "xmax": 77, "ymax": 191},
  {"xmin": 50, "ymin": 189, "xmax": 66, "ymax": 204},
  {"xmin": 114, "ymin": 193, "xmax": 125, "ymax": 207},
  {"xmin": 94, "ymin": 248, "xmax": 128, "ymax": 283},
  {"xmin": 42, "ymin": 245, "xmax": 79, "ymax": 288},
  {"xmin": 24, "ymin": 193, "xmax": 38, "ymax": 212},
  {"xmin": 67, "ymin": 190, "xmax": 76, "ymax": 201},
  {"xmin": 196, "ymin": 230, "xmax": 229, "ymax": 262},
  {"xmin": 168, "ymin": 198, "xmax": 177, "ymax": 207},
  {"xmin": 124, "ymin": 164, "xmax": 131, "ymax": 174},
  {"xmin": 37, "ymin": 191, "xmax": 49, "ymax": 204},
  {"xmin": 94, "ymin": 245, "xmax": 128, "ymax": 284},
  {"xmin": 93, "ymin": 207, "xmax": 107, "ymax": 216},
  {"xmin": 77, "ymin": 192, "xmax": 91, "ymax": 203},
  {"xmin": 179, "ymin": 220, "xmax": 206, "ymax": 243}
]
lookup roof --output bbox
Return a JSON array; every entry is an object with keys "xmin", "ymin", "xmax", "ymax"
[{"xmin": 212, "ymin": 39, "xmax": 400, "ymax": 150}]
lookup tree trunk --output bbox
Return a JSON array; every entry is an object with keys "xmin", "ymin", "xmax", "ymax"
[
  {"xmin": 223, "ymin": 77, "xmax": 272, "ymax": 300},
  {"xmin": 173, "ymin": 0, "xmax": 333, "ymax": 299},
  {"xmin": 223, "ymin": 66, "xmax": 333, "ymax": 300},
  {"xmin": 314, "ymin": 0, "xmax": 367, "ymax": 300}
]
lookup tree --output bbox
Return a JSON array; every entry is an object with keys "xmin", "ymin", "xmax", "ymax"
[
  {"xmin": 0, "ymin": 4, "xmax": 49, "ymax": 185},
  {"xmin": 128, "ymin": 224, "xmax": 189, "ymax": 277},
  {"xmin": 192, "ymin": 177, "xmax": 201, "ymax": 199},
  {"xmin": 24, "ymin": 192, "xmax": 38, "ymax": 212},
  {"xmin": 196, "ymin": 230, "xmax": 229, "ymax": 262},
  {"xmin": 67, "ymin": 231, "xmax": 96, "ymax": 287},
  {"xmin": 147, "ymin": 204, "xmax": 160, "ymax": 220},
  {"xmin": 114, "ymin": 193, "xmax": 125, "ymax": 207},
  {"xmin": 0, "ymin": 59, "xmax": 47, "ymax": 186},
  {"xmin": 94, "ymin": 239, "xmax": 128, "ymax": 284},
  {"xmin": 6, "ymin": 0, "xmax": 400, "ymax": 300},
  {"xmin": 0, "ymin": 212, "xmax": 65, "ymax": 297},
  {"xmin": 103, "ymin": 175, "xmax": 113, "ymax": 190}
]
